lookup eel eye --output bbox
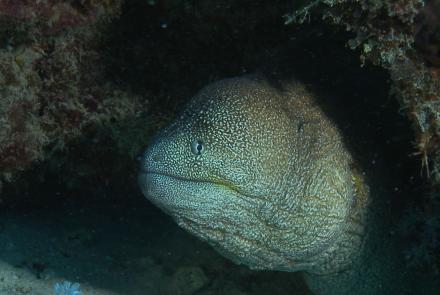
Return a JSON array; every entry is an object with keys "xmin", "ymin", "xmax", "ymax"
[{"xmin": 191, "ymin": 140, "xmax": 205, "ymax": 155}]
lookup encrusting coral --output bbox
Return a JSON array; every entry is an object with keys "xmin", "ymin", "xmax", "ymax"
[
  {"xmin": 286, "ymin": 0, "xmax": 440, "ymax": 186},
  {"xmin": 0, "ymin": 0, "xmax": 149, "ymax": 192}
]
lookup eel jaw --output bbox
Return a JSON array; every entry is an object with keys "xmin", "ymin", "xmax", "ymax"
[{"xmin": 138, "ymin": 171, "xmax": 242, "ymax": 217}]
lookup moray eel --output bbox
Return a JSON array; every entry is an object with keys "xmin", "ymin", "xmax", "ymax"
[{"xmin": 138, "ymin": 76, "xmax": 380, "ymax": 294}]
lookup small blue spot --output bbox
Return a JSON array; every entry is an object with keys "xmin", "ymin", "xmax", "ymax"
[
  {"xmin": 53, "ymin": 281, "xmax": 83, "ymax": 295},
  {"xmin": 160, "ymin": 20, "xmax": 168, "ymax": 29}
]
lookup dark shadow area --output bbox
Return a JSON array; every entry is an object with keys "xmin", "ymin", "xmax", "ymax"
[{"xmin": 103, "ymin": 0, "xmax": 296, "ymax": 113}]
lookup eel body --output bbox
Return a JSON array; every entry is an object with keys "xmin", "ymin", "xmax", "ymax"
[{"xmin": 138, "ymin": 76, "xmax": 398, "ymax": 295}]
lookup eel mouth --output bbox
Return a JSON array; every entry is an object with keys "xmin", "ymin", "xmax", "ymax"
[
  {"xmin": 138, "ymin": 171, "xmax": 255, "ymax": 228},
  {"xmin": 139, "ymin": 170, "xmax": 244, "ymax": 196}
]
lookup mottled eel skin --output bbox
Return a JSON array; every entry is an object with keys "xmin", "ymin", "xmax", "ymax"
[{"xmin": 138, "ymin": 76, "xmax": 397, "ymax": 295}]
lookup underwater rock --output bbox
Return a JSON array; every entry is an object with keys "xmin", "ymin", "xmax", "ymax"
[
  {"xmin": 287, "ymin": 0, "xmax": 440, "ymax": 187},
  {"xmin": 0, "ymin": 46, "xmax": 47, "ymax": 180},
  {"xmin": 0, "ymin": 0, "xmax": 148, "ymax": 189},
  {"xmin": 160, "ymin": 266, "xmax": 209, "ymax": 295},
  {"xmin": 0, "ymin": 0, "xmax": 122, "ymax": 35},
  {"xmin": 415, "ymin": 0, "xmax": 440, "ymax": 69}
]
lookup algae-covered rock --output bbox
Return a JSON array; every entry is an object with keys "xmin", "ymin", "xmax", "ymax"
[
  {"xmin": 0, "ymin": 47, "xmax": 46, "ymax": 180},
  {"xmin": 0, "ymin": 0, "xmax": 149, "ymax": 189},
  {"xmin": 160, "ymin": 266, "xmax": 209, "ymax": 295},
  {"xmin": 286, "ymin": 0, "xmax": 440, "ymax": 187}
]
